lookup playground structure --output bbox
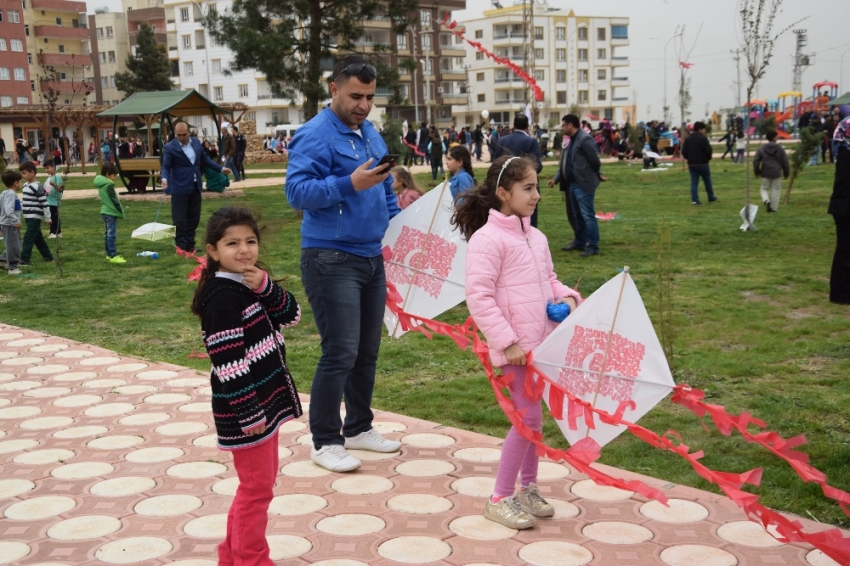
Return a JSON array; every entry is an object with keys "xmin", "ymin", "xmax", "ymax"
[{"xmin": 744, "ymin": 82, "xmax": 849, "ymax": 140}]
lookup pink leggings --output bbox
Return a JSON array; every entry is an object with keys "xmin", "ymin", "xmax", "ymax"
[{"xmin": 493, "ymin": 364, "xmax": 543, "ymax": 497}]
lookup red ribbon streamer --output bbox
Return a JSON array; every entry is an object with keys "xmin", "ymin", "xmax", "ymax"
[
  {"xmin": 440, "ymin": 14, "xmax": 544, "ymax": 102},
  {"xmin": 383, "ymin": 277, "xmax": 850, "ymax": 563}
]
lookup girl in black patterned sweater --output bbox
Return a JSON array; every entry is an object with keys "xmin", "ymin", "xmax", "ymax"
[{"xmin": 191, "ymin": 206, "xmax": 302, "ymax": 566}]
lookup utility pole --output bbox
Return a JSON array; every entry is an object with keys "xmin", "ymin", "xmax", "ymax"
[
  {"xmin": 522, "ymin": 0, "xmax": 536, "ymax": 123},
  {"xmin": 421, "ymin": 56, "xmax": 432, "ymax": 125},
  {"xmin": 410, "ymin": 24, "xmax": 420, "ymax": 124},
  {"xmin": 791, "ymin": 29, "xmax": 809, "ymax": 94},
  {"xmin": 730, "ymin": 48, "xmax": 742, "ymax": 109}
]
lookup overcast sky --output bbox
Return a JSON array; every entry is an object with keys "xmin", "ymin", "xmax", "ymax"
[
  {"xmin": 87, "ymin": 0, "xmax": 848, "ymax": 121},
  {"xmin": 454, "ymin": 0, "xmax": 849, "ymax": 121}
]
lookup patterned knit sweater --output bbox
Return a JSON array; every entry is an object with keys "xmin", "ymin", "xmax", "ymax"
[{"xmin": 199, "ymin": 272, "xmax": 303, "ymax": 450}]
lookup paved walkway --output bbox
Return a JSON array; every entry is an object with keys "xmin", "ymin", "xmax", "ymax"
[{"xmin": 0, "ymin": 323, "xmax": 842, "ymax": 566}]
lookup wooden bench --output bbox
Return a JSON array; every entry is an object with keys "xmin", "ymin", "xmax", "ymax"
[
  {"xmin": 119, "ymin": 157, "xmax": 161, "ymax": 172},
  {"xmin": 118, "ymin": 158, "xmax": 161, "ymax": 193}
]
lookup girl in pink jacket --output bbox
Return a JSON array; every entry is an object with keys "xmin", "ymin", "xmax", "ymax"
[
  {"xmin": 391, "ymin": 166, "xmax": 424, "ymax": 209},
  {"xmin": 454, "ymin": 156, "xmax": 583, "ymax": 530}
]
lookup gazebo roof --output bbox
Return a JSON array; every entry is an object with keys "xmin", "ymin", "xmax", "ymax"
[
  {"xmin": 830, "ymin": 92, "xmax": 850, "ymax": 106},
  {"xmin": 97, "ymin": 90, "xmax": 230, "ymax": 118}
]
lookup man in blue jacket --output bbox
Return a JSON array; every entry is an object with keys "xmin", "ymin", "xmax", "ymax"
[
  {"xmin": 286, "ymin": 55, "xmax": 402, "ymax": 473},
  {"xmin": 161, "ymin": 121, "xmax": 230, "ymax": 253},
  {"xmin": 493, "ymin": 114, "xmax": 543, "ymax": 226}
]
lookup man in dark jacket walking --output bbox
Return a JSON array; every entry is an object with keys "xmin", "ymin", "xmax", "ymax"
[
  {"xmin": 753, "ymin": 130, "xmax": 790, "ymax": 212},
  {"xmin": 681, "ymin": 121, "xmax": 717, "ymax": 205},
  {"xmin": 494, "ymin": 114, "xmax": 543, "ymax": 226}
]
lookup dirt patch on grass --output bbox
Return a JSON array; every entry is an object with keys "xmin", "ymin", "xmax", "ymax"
[
  {"xmin": 740, "ymin": 290, "xmax": 782, "ymax": 306},
  {"xmin": 785, "ymin": 310, "xmax": 815, "ymax": 319}
]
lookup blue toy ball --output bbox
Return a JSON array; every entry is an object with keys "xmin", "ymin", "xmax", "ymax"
[{"xmin": 546, "ymin": 301, "xmax": 571, "ymax": 323}]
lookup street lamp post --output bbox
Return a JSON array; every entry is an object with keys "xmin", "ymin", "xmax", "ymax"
[
  {"xmin": 650, "ymin": 33, "xmax": 677, "ymax": 123},
  {"xmin": 841, "ymin": 47, "xmax": 850, "ymax": 96},
  {"xmin": 410, "ymin": 25, "xmax": 420, "ymax": 124},
  {"xmin": 192, "ymin": 0, "xmax": 212, "ymax": 131}
]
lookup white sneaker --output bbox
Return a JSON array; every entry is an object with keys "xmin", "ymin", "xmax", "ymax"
[
  {"xmin": 8, "ymin": 268, "xmax": 21, "ymax": 275},
  {"xmin": 47, "ymin": 233, "xmax": 57, "ymax": 239},
  {"xmin": 311, "ymin": 444, "xmax": 361, "ymax": 472},
  {"xmin": 344, "ymin": 428, "xmax": 402, "ymax": 453}
]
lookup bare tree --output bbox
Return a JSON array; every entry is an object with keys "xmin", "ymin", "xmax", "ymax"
[
  {"xmin": 674, "ymin": 24, "xmax": 702, "ymax": 127},
  {"xmin": 737, "ymin": 0, "xmax": 803, "ymax": 230}
]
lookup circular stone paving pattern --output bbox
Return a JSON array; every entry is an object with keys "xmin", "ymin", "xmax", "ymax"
[
  {"xmin": 332, "ymin": 475, "xmax": 394, "ymax": 495},
  {"xmin": 144, "ymin": 393, "xmax": 192, "ymax": 404},
  {"xmin": 518, "ymin": 541, "xmax": 594, "ymax": 566},
  {"xmin": 4, "ymin": 496, "xmax": 76, "ymax": 520},
  {"xmin": 716, "ymin": 520, "xmax": 783, "ymax": 547},
  {"xmin": 29, "ymin": 343, "xmax": 68, "ymax": 352},
  {"xmin": 377, "ymin": 536, "xmax": 452, "ymax": 564},
  {"xmin": 113, "ymin": 385, "xmax": 157, "ymax": 395},
  {"xmin": 280, "ymin": 460, "xmax": 332, "ymax": 478},
  {"xmin": 177, "ymin": 403, "xmax": 210, "ymax": 413},
  {"xmin": 549, "ymin": 498, "xmax": 581, "ymax": 519},
  {"xmin": 5, "ymin": 338, "xmax": 44, "ymax": 346},
  {"xmin": 168, "ymin": 377, "xmax": 208, "ymax": 387},
  {"xmin": 183, "ymin": 514, "xmax": 227, "ymax": 538},
  {"xmin": 48, "ymin": 515, "xmax": 122, "ymax": 540},
  {"xmin": 807, "ymin": 549, "xmax": 842, "ymax": 566},
  {"xmin": 79, "ymin": 356, "xmax": 122, "ymax": 365},
  {"xmin": 0, "ymin": 406, "xmax": 41, "ymax": 419},
  {"xmin": 277, "ymin": 420, "xmax": 306, "ymax": 433},
  {"xmin": 52, "ymin": 462, "xmax": 115, "ymax": 480},
  {"xmin": 193, "ymin": 434, "xmax": 218, "ymax": 448},
  {"xmin": 24, "ymin": 387, "xmax": 71, "ymax": 398},
  {"xmin": 26, "ymin": 364, "xmax": 71, "ymax": 375},
  {"xmin": 53, "ymin": 394, "xmax": 102, "ymax": 407},
  {"xmin": 106, "ymin": 363, "xmax": 149, "ymax": 373},
  {"xmin": 53, "ymin": 350, "xmax": 93, "ymax": 358},
  {"xmin": 395, "ymin": 459, "xmax": 455, "ymax": 477},
  {"xmin": 0, "ymin": 541, "xmax": 30, "ymax": 563},
  {"xmin": 136, "ymin": 370, "xmax": 179, "ymax": 380},
  {"xmin": 20, "ymin": 416, "xmax": 74, "ymax": 430},
  {"xmin": 0, "ymin": 380, "xmax": 41, "ymax": 391},
  {"xmin": 570, "ymin": 479, "xmax": 634, "ymax": 502},
  {"xmin": 450, "ymin": 515, "xmax": 516, "ymax": 540},
  {"xmin": 267, "ymin": 535, "xmax": 311, "ymax": 561},
  {"xmin": 659, "ymin": 544, "xmax": 738, "ymax": 566},
  {"xmin": 95, "ymin": 537, "xmax": 172, "ymax": 564},
  {"xmin": 452, "ymin": 447, "xmax": 502, "ymax": 463},
  {"xmin": 120, "ymin": 413, "xmax": 170, "ymax": 426},
  {"xmin": 135, "ymin": 494, "xmax": 203, "ymax": 517},
  {"xmin": 387, "ymin": 494, "xmax": 453, "ymax": 515},
  {"xmin": 451, "ymin": 476, "xmax": 496, "ymax": 498},
  {"xmin": 167, "ymin": 461, "xmax": 227, "ymax": 478},
  {"xmin": 316, "ymin": 514, "xmax": 386, "ymax": 536},
  {"xmin": 212, "ymin": 477, "xmax": 239, "ymax": 496},
  {"xmin": 54, "ymin": 426, "xmax": 109, "ymax": 439},
  {"xmin": 91, "ymin": 477, "xmax": 157, "ymax": 497},
  {"xmin": 14, "ymin": 448, "xmax": 75, "ymax": 465},
  {"xmin": 582, "ymin": 521, "xmax": 654, "ymax": 544},
  {"xmin": 125, "ymin": 447, "xmax": 184, "ymax": 463},
  {"xmin": 400, "ymin": 433, "xmax": 456, "ymax": 447},
  {"xmin": 154, "ymin": 422, "xmax": 208, "ymax": 436},
  {"xmin": 268, "ymin": 494, "xmax": 328, "ymax": 515},
  {"xmin": 0, "ymin": 479, "xmax": 35, "ymax": 499},
  {"xmin": 82, "ymin": 379, "xmax": 126, "ymax": 389},
  {"xmin": 85, "ymin": 403, "xmax": 135, "ymax": 417},
  {"xmin": 87, "ymin": 435, "xmax": 144, "ymax": 450},
  {"xmin": 52, "ymin": 371, "xmax": 98, "ymax": 381},
  {"xmin": 640, "ymin": 499, "xmax": 709, "ymax": 523},
  {"xmin": 0, "ymin": 439, "xmax": 39, "ymax": 454}
]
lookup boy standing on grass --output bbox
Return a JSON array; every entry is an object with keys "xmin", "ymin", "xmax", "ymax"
[
  {"xmin": 0, "ymin": 170, "xmax": 24, "ymax": 275},
  {"xmin": 19, "ymin": 161, "xmax": 53, "ymax": 266},
  {"xmin": 95, "ymin": 162, "xmax": 126, "ymax": 264},
  {"xmin": 44, "ymin": 159, "xmax": 64, "ymax": 238},
  {"xmin": 753, "ymin": 130, "xmax": 790, "ymax": 213}
]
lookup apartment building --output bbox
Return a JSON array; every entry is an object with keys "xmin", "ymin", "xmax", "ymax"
[
  {"xmin": 87, "ymin": 10, "xmax": 130, "ymax": 106},
  {"xmin": 23, "ymin": 0, "xmax": 92, "ymax": 105},
  {"xmin": 0, "ymin": 0, "xmax": 31, "ymax": 108},
  {"xmin": 123, "ymin": 0, "xmax": 170, "ymax": 56},
  {"xmin": 456, "ymin": 5, "xmax": 632, "ymax": 128}
]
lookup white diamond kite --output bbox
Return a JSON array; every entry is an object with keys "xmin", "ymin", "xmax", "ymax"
[
  {"xmin": 382, "ymin": 181, "xmax": 467, "ymax": 338},
  {"xmin": 532, "ymin": 268, "xmax": 676, "ymax": 447},
  {"xmin": 131, "ymin": 222, "xmax": 176, "ymax": 242}
]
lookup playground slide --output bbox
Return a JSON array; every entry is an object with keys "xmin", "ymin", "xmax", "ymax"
[{"xmin": 775, "ymin": 129, "xmax": 791, "ymax": 140}]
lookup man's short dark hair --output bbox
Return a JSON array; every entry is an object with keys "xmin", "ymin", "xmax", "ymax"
[
  {"xmin": 694, "ymin": 121, "xmax": 706, "ymax": 131},
  {"xmin": 513, "ymin": 114, "xmax": 529, "ymax": 130},
  {"xmin": 101, "ymin": 161, "xmax": 118, "ymax": 176},
  {"xmin": 43, "ymin": 159, "xmax": 55, "ymax": 168},
  {"xmin": 765, "ymin": 130, "xmax": 778, "ymax": 141},
  {"xmin": 562, "ymin": 114, "xmax": 580, "ymax": 128},
  {"xmin": 1, "ymin": 170, "xmax": 22, "ymax": 188},
  {"xmin": 232, "ymin": 125, "xmax": 239, "ymax": 132},
  {"xmin": 19, "ymin": 161, "xmax": 36, "ymax": 174},
  {"xmin": 332, "ymin": 55, "xmax": 376, "ymax": 85}
]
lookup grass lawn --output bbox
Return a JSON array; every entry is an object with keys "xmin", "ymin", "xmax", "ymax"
[{"xmin": 1, "ymin": 158, "xmax": 848, "ymax": 528}]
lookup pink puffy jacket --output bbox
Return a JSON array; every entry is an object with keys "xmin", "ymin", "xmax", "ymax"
[{"xmin": 466, "ymin": 209, "xmax": 583, "ymax": 368}]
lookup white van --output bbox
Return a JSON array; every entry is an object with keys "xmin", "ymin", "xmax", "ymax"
[{"xmin": 274, "ymin": 125, "xmax": 300, "ymax": 141}]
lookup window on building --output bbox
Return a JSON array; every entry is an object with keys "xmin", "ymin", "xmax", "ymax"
[
  {"xmin": 9, "ymin": 10, "xmax": 20, "ymax": 23},
  {"xmin": 597, "ymin": 89, "xmax": 606, "ymax": 101},
  {"xmin": 108, "ymin": 51, "xmax": 115, "ymax": 62},
  {"xmin": 246, "ymin": 111, "xmax": 255, "ymax": 122},
  {"xmin": 110, "ymin": 76, "xmax": 116, "ymax": 87},
  {"xmin": 270, "ymin": 110, "xmax": 279, "ymax": 124},
  {"xmin": 556, "ymin": 27, "xmax": 565, "ymax": 41},
  {"xmin": 57, "ymin": 44, "xmax": 64, "ymax": 53},
  {"xmin": 399, "ymin": 84, "xmax": 409, "ymax": 99},
  {"xmin": 578, "ymin": 69, "xmax": 588, "ymax": 82},
  {"xmin": 170, "ymin": 59, "xmax": 179, "ymax": 77},
  {"xmin": 182, "ymin": 35, "xmax": 191, "ymax": 49},
  {"xmin": 11, "ymin": 39, "xmax": 24, "ymax": 51},
  {"xmin": 598, "ymin": 69, "xmax": 606, "ymax": 80},
  {"xmin": 475, "ymin": 52, "xmax": 483, "ymax": 60},
  {"xmin": 0, "ymin": 96, "xmax": 12, "ymax": 107},
  {"xmin": 612, "ymin": 25, "xmax": 628, "ymax": 39},
  {"xmin": 0, "ymin": 39, "xmax": 6, "ymax": 51},
  {"xmin": 399, "ymin": 66, "xmax": 409, "ymax": 75},
  {"xmin": 101, "ymin": 76, "xmax": 108, "ymax": 87},
  {"xmin": 96, "ymin": 28, "xmax": 103, "ymax": 39},
  {"xmin": 195, "ymin": 30, "xmax": 204, "ymax": 48},
  {"xmin": 597, "ymin": 48, "xmax": 607, "ymax": 60},
  {"xmin": 397, "ymin": 34, "xmax": 407, "ymax": 50},
  {"xmin": 423, "ymin": 59, "xmax": 432, "ymax": 75},
  {"xmin": 470, "ymin": 93, "xmax": 480, "ymax": 103},
  {"xmin": 578, "ymin": 49, "xmax": 587, "ymax": 62},
  {"xmin": 184, "ymin": 61, "xmax": 193, "ymax": 76},
  {"xmin": 0, "ymin": 68, "xmax": 9, "ymax": 80},
  {"xmin": 598, "ymin": 28, "xmax": 606, "ymax": 41},
  {"xmin": 472, "ymin": 29, "xmax": 482, "ymax": 40},
  {"xmin": 556, "ymin": 91, "xmax": 566, "ymax": 104},
  {"xmin": 24, "ymin": 25, "xmax": 28, "ymax": 36},
  {"xmin": 578, "ymin": 27, "xmax": 587, "ymax": 41},
  {"xmin": 0, "ymin": 11, "xmax": 3, "ymax": 22},
  {"xmin": 106, "ymin": 26, "xmax": 113, "ymax": 38},
  {"xmin": 27, "ymin": 53, "xmax": 31, "ymax": 64},
  {"xmin": 212, "ymin": 59, "xmax": 221, "ymax": 74},
  {"xmin": 16, "ymin": 96, "xmax": 28, "ymax": 104},
  {"xmin": 238, "ymin": 84, "xmax": 248, "ymax": 97},
  {"xmin": 422, "ymin": 33, "xmax": 431, "ymax": 52},
  {"xmin": 556, "ymin": 69, "xmax": 566, "ymax": 83},
  {"xmin": 534, "ymin": 48, "xmax": 543, "ymax": 60},
  {"xmin": 180, "ymin": 7, "xmax": 189, "ymax": 22},
  {"xmin": 476, "ymin": 72, "xmax": 484, "ymax": 81},
  {"xmin": 556, "ymin": 48, "xmax": 565, "ymax": 62},
  {"xmin": 55, "ymin": 17, "xmax": 62, "ymax": 26},
  {"xmin": 29, "ymin": 80, "xmax": 34, "ymax": 91},
  {"xmin": 420, "ymin": 9, "xmax": 431, "ymax": 27},
  {"xmin": 579, "ymin": 90, "xmax": 588, "ymax": 103},
  {"xmin": 213, "ymin": 86, "xmax": 223, "ymax": 101},
  {"xmin": 72, "ymin": 18, "xmax": 79, "ymax": 28},
  {"xmin": 99, "ymin": 52, "xmax": 106, "ymax": 63},
  {"xmin": 59, "ymin": 71, "xmax": 67, "ymax": 81},
  {"xmin": 534, "ymin": 26, "xmax": 543, "ymax": 40},
  {"xmin": 533, "ymin": 69, "xmax": 544, "ymax": 80},
  {"xmin": 14, "ymin": 68, "xmax": 25, "ymax": 80}
]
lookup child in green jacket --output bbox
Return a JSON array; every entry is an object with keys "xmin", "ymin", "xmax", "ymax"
[{"xmin": 94, "ymin": 162, "xmax": 125, "ymax": 264}]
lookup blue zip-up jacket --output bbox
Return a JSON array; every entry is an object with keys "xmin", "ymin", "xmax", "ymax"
[{"xmin": 285, "ymin": 105, "xmax": 401, "ymax": 257}]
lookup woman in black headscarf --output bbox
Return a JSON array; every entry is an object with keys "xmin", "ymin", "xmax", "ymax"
[{"xmin": 828, "ymin": 116, "xmax": 850, "ymax": 304}]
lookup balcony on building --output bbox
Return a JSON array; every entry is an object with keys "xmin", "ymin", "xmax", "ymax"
[
  {"xmin": 438, "ymin": 33, "xmax": 465, "ymax": 57},
  {"xmin": 40, "ymin": 79, "xmax": 91, "ymax": 93},
  {"xmin": 612, "ymin": 76, "xmax": 630, "ymax": 87},
  {"xmin": 130, "ymin": 29, "xmax": 168, "ymax": 45},
  {"xmin": 31, "ymin": 0, "xmax": 86, "ymax": 14},
  {"xmin": 354, "ymin": 31, "xmax": 389, "ymax": 54},
  {"xmin": 612, "ymin": 97, "xmax": 630, "ymax": 103},
  {"xmin": 35, "ymin": 25, "xmax": 89, "ymax": 40},
  {"xmin": 495, "ymin": 48, "xmax": 524, "ymax": 62},
  {"xmin": 494, "ymin": 71, "xmax": 523, "ymax": 85},
  {"xmin": 440, "ymin": 67, "xmax": 466, "ymax": 81},
  {"xmin": 362, "ymin": 15, "xmax": 391, "ymax": 29},
  {"xmin": 126, "ymin": 7, "xmax": 165, "ymax": 23},
  {"xmin": 39, "ymin": 53, "xmax": 92, "ymax": 67},
  {"xmin": 611, "ymin": 56, "xmax": 629, "ymax": 66},
  {"xmin": 442, "ymin": 92, "xmax": 468, "ymax": 105},
  {"xmin": 374, "ymin": 86, "xmax": 393, "ymax": 105},
  {"xmin": 493, "ymin": 24, "xmax": 524, "ymax": 45},
  {"xmin": 433, "ymin": 117, "xmax": 454, "ymax": 128}
]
